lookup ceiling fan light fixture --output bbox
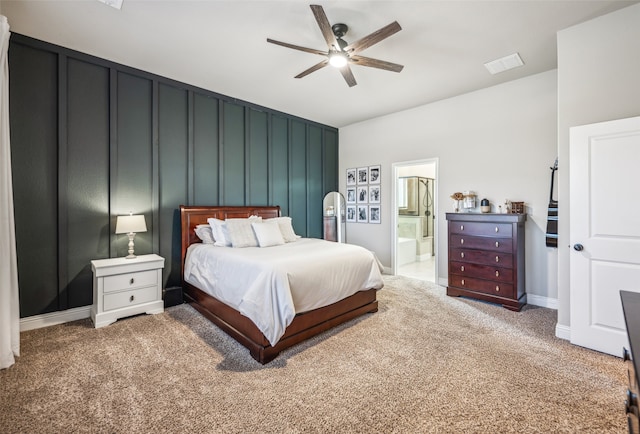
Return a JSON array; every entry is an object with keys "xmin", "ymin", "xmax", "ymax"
[{"xmin": 329, "ymin": 51, "xmax": 348, "ymax": 68}]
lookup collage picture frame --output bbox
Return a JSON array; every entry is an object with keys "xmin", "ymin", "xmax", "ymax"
[{"xmin": 346, "ymin": 164, "xmax": 381, "ymax": 224}]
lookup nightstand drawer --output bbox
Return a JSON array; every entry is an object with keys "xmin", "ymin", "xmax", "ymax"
[
  {"xmin": 103, "ymin": 270, "xmax": 157, "ymax": 293},
  {"xmin": 103, "ymin": 285, "xmax": 158, "ymax": 311}
]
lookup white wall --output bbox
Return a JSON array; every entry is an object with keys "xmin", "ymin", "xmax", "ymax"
[
  {"xmin": 556, "ymin": 3, "xmax": 640, "ymax": 328},
  {"xmin": 340, "ymin": 70, "xmax": 558, "ymax": 303}
]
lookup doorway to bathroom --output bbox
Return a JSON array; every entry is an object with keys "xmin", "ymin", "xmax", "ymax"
[{"xmin": 392, "ymin": 159, "xmax": 438, "ymax": 283}]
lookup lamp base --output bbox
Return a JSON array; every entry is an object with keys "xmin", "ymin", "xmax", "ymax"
[{"xmin": 125, "ymin": 254, "xmax": 137, "ymax": 259}]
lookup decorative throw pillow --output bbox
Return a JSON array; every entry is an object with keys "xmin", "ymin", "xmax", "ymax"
[
  {"xmin": 252, "ymin": 221, "xmax": 285, "ymax": 247},
  {"xmin": 225, "ymin": 217, "xmax": 262, "ymax": 248},
  {"xmin": 194, "ymin": 224, "xmax": 215, "ymax": 244},
  {"xmin": 270, "ymin": 216, "xmax": 299, "ymax": 242},
  {"xmin": 207, "ymin": 218, "xmax": 231, "ymax": 247}
]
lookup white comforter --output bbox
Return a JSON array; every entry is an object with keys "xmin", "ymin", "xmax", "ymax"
[{"xmin": 184, "ymin": 238, "xmax": 384, "ymax": 346}]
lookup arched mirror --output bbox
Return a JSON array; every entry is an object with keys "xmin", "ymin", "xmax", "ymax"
[{"xmin": 323, "ymin": 192, "xmax": 346, "ymax": 242}]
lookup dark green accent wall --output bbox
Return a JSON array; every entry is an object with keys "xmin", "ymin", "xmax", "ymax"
[{"xmin": 9, "ymin": 34, "xmax": 339, "ymax": 318}]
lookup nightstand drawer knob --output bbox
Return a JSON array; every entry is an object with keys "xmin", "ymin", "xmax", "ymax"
[
  {"xmin": 130, "ymin": 295, "xmax": 135, "ymax": 302},
  {"xmin": 495, "ymin": 241, "xmax": 499, "ymax": 248},
  {"xmin": 130, "ymin": 278, "xmax": 134, "ymax": 285},
  {"xmin": 495, "ymin": 286, "xmax": 500, "ymax": 292},
  {"xmin": 495, "ymin": 226, "xmax": 499, "ymax": 233},
  {"xmin": 460, "ymin": 238, "xmax": 464, "ymax": 245},
  {"xmin": 461, "ymin": 279, "xmax": 465, "ymax": 286},
  {"xmin": 495, "ymin": 256, "xmax": 500, "ymax": 262},
  {"xmin": 461, "ymin": 266, "xmax": 465, "ymax": 272},
  {"xmin": 460, "ymin": 225, "xmax": 464, "ymax": 231},
  {"xmin": 495, "ymin": 270, "xmax": 500, "ymax": 277},
  {"xmin": 460, "ymin": 252, "xmax": 465, "ymax": 259}
]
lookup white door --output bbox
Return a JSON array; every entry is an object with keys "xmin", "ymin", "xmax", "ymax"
[{"xmin": 570, "ymin": 115, "xmax": 640, "ymax": 356}]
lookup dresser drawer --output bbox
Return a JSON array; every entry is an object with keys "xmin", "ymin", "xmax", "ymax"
[
  {"xmin": 449, "ymin": 221, "xmax": 512, "ymax": 237},
  {"xmin": 449, "ymin": 274, "xmax": 514, "ymax": 298},
  {"xmin": 449, "ymin": 234, "xmax": 512, "ymax": 252},
  {"xmin": 103, "ymin": 269, "xmax": 157, "ymax": 293},
  {"xmin": 449, "ymin": 261, "xmax": 513, "ymax": 282},
  {"xmin": 103, "ymin": 285, "xmax": 158, "ymax": 311},
  {"xmin": 450, "ymin": 248, "xmax": 514, "ymax": 268}
]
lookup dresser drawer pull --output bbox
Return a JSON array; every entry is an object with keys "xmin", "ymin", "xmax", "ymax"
[
  {"xmin": 495, "ymin": 256, "xmax": 500, "ymax": 263},
  {"xmin": 495, "ymin": 226, "xmax": 499, "ymax": 233},
  {"xmin": 460, "ymin": 238, "xmax": 464, "ymax": 245},
  {"xmin": 495, "ymin": 286, "xmax": 500, "ymax": 292},
  {"xmin": 461, "ymin": 266, "xmax": 465, "ymax": 272},
  {"xmin": 460, "ymin": 252, "xmax": 465, "ymax": 259},
  {"xmin": 460, "ymin": 225, "xmax": 464, "ymax": 231},
  {"xmin": 461, "ymin": 279, "xmax": 465, "ymax": 286},
  {"xmin": 495, "ymin": 241, "xmax": 499, "ymax": 248},
  {"xmin": 130, "ymin": 295, "xmax": 135, "ymax": 302},
  {"xmin": 130, "ymin": 278, "xmax": 134, "ymax": 285},
  {"xmin": 495, "ymin": 270, "xmax": 500, "ymax": 277}
]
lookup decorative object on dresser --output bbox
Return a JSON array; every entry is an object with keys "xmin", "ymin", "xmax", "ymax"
[
  {"xmin": 115, "ymin": 213, "xmax": 147, "ymax": 259},
  {"xmin": 621, "ymin": 290, "xmax": 640, "ymax": 434},
  {"xmin": 446, "ymin": 212, "xmax": 526, "ymax": 311},
  {"xmin": 91, "ymin": 254, "xmax": 165, "ymax": 328}
]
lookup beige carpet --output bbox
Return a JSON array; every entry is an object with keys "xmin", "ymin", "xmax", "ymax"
[{"xmin": 0, "ymin": 276, "xmax": 627, "ymax": 433}]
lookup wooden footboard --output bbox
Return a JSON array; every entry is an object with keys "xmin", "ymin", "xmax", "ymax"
[{"xmin": 180, "ymin": 205, "xmax": 379, "ymax": 364}]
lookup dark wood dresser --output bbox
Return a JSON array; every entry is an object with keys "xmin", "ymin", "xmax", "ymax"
[
  {"xmin": 621, "ymin": 290, "xmax": 640, "ymax": 434},
  {"xmin": 446, "ymin": 212, "xmax": 526, "ymax": 311}
]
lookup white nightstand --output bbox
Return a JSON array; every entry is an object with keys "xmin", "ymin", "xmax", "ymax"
[{"xmin": 90, "ymin": 254, "xmax": 165, "ymax": 328}]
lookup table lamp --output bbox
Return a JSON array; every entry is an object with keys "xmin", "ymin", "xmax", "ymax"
[{"xmin": 115, "ymin": 213, "xmax": 147, "ymax": 259}]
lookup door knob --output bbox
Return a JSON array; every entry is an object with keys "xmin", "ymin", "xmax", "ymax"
[{"xmin": 573, "ymin": 244, "xmax": 584, "ymax": 251}]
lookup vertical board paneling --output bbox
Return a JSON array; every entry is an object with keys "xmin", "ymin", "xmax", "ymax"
[
  {"xmin": 158, "ymin": 83, "xmax": 188, "ymax": 288},
  {"xmin": 115, "ymin": 72, "xmax": 153, "ymax": 257},
  {"xmin": 323, "ymin": 128, "xmax": 339, "ymax": 194},
  {"xmin": 9, "ymin": 35, "xmax": 339, "ymax": 317},
  {"xmin": 222, "ymin": 101, "xmax": 245, "ymax": 205},
  {"xmin": 66, "ymin": 58, "xmax": 110, "ymax": 308},
  {"xmin": 193, "ymin": 93, "xmax": 219, "ymax": 205},
  {"xmin": 248, "ymin": 108, "xmax": 269, "ymax": 205},
  {"xmin": 307, "ymin": 125, "xmax": 323, "ymax": 238},
  {"xmin": 289, "ymin": 120, "xmax": 307, "ymax": 235},
  {"xmin": 8, "ymin": 44, "xmax": 59, "ymax": 317},
  {"xmin": 270, "ymin": 115, "xmax": 289, "ymax": 215}
]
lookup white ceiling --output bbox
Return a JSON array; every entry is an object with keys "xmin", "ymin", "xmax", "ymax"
[{"xmin": 2, "ymin": 0, "xmax": 637, "ymax": 128}]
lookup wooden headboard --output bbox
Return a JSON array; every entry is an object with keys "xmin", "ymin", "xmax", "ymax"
[{"xmin": 179, "ymin": 205, "xmax": 281, "ymax": 280}]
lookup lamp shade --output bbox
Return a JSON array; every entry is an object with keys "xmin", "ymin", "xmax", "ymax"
[{"xmin": 115, "ymin": 215, "xmax": 147, "ymax": 234}]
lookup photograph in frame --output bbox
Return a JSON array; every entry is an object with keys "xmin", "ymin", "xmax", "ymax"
[
  {"xmin": 346, "ymin": 205, "xmax": 356, "ymax": 222},
  {"xmin": 346, "ymin": 168, "xmax": 357, "ymax": 186},
  {"xmin": 357, "ymin": 186, "xmax": 368, "ymax": 203},
  {"xmin": 369, "ymin": 206, "xmax": 381, "ymax": 224},
  {"xmin": 369, "ymin": 185, "xmax": 380, "ymax": 204},
  {"xmin": 346, "ymin": 187, "xmax": 356, "ymax": 204},
  {"xmin": 357, "ymin": 205, "xmax": 368, "ymax": 223},
  {"xmin": 369, "ymin": 165, "xmax": 381, "ymax": 184},
  {"xmin": 357, "ymin": 167, "xmax": 368, "ymax": 185}
]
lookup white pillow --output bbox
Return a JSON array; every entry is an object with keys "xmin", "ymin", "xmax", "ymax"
[
  {"xmin": 270, "ymin": 216, "xmax": 299, "ymax": 242},
  {"xmin": 207, "ymin": 218, "xmax": 231, "ymax": 247},
  {"xmin": 194, "ymin": 224, "xmax": 215, "ymax": 244},
  {"xmin": 252, "ymin": 221, "xmax": 285, "ymax": 247},
  {"xmin": 226, "ymin": 217, "xmax": 262, "ymax": 248}
]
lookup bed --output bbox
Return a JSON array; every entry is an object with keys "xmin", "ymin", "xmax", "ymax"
[{"xmin": 180, "ymin": 205, "xmax": 383, "ymax": 364}]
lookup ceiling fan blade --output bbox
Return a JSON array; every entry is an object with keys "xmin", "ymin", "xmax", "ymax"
[
  {"xmin": 267, "ymin": 38, "xmax": 327, "ymax": 56},
  {"xmin": 344, "ymin": 21, "xmax": 402, "ymax": 54},
  {"xmin": 310, "ymin": 4, "xmax": 340, "ymax": 51},
  {"xmin": 339, "ymin": 64, "xmax": 357, "ymax": 87},
  {"xmin": 350, "ymin": 55, "xmax": 404, "ymax": 73},
  {"xmin": 295, "ymin": 60, "xmax": 329, "ymax": 79}
]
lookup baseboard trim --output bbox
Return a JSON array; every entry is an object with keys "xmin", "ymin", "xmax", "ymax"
[
  {"xmin": 20, "ymin": 306, "xmax": 91, "ymax": 332},
  {"xmin": 555, "ymin": 323, "xmax": 571, "ymax": 341},
  {"xmin": 526, "ymin": 294, "xmax": 558, "ymax": 310}
]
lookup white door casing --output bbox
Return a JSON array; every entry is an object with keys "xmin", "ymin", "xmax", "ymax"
[{"xmin": 569, "ymin": 115, "xmax": 640, "ymax": 356}]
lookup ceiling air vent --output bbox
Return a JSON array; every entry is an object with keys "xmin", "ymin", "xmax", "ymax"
[{"xmin": 484, "ymin": 53, "xmax": 524, "ymax": 75}]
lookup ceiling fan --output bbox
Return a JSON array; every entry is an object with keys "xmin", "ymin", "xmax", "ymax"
[{"xmin": 267, "ymin": 4, "xmax": 403, "ymax": 87}]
